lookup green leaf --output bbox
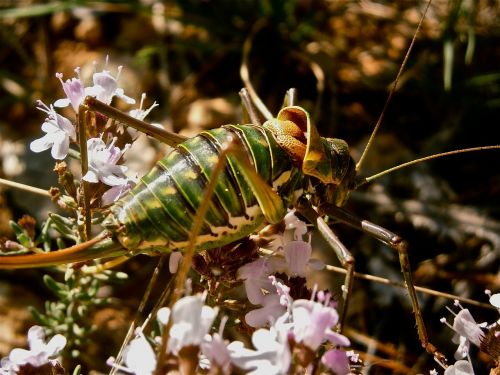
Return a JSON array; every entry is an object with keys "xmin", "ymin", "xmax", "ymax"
[
  {"xmin": 48, "ymin": 213, "xmax": 77, "ymax": 240},
  {"xmin": 28, "ymin": 306, "xmax": 49, "ymax": 325}
]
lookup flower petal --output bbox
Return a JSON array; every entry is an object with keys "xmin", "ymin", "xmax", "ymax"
[
  {"xmin": 444, "ymin": 360, "xmax": 474, "ymax": 375},
  {"xmin": 169, "ymin": 252, "xmax": 183, "ymax": 273},
  {"xmin": 83, "ymin": 170, "xmax": 99, "ymax": 183},
  {"xmin": 44, "ymin": 334, "xmax": 67, "ymax": 356},
  {"xmin": 50, "ymin": 131, "xmax": 70, "ymax": 160},
  {"xmin": 53, "ymin": 98, "xmax": 70, "ymax": 108},
  {"xmin": 284, "ymin": 241, "xmax": 311, "ymax": 277},
  {"xmin": 453, "ymin": 309, "xmax": 484, "ymax": 347},
  {"xmin": 30, "ymin": 135, "xmax": 53, "ymax": 153},
  {"xmin": 321, "ymin": 349, "xmax": 350, "ymax": 375},
  {"xmin": 123, "ymin": 334, "xmax": 156, "ymax": 375}
]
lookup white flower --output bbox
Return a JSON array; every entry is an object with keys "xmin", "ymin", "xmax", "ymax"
[
  {"xmin": 490, "ymin": 293, "xmax": 500, "ymax": 309},
  {"xmin": 228, "ymin": 323, "xmax": 291, "ymax": 375},
  {"xmin": 485, "ymin": 290, "xmax": 500, "ymax": 310},
  {"xmin": 452, "ymin": 309, "xmax": 485, "ymax": 348},
  {"xmin": 444, "ymin": 359, "xmax": 475, "ymax": 375},
  {"xmin": 168, "ymin": 293, "xmax": 218, "ymax": 355},
  {"xmin": 0, "ymin": 326, "xmax": 66, "ymax": 372},
  {"xmin": 125, "ymin": 93, "xmax": 160, "ymax": 139},
  {"xmin": 284, "ymin": 210, "xmax": 308, "ymax": 240},
  {"xmin": 123, "ymin": 332, "xmax": 157, "ymax": 375},
  {"xmin": 264, "ymin": 210, "xmax": 308, "ymax": 250},
  {"xmin": 441, "ymin": 300, "xmax": 488, "ymax": 360},
  {"xmin": 157, "ymin": 306, "xmax": 171, "ymax": 326},
  {"xmin": 86, "ymin": 61, "xmax": 135, "ymax": 105},
  {"xmin": 83, "ymin": 137, "xmax": 129, "ymax": 186},
  {"xmin": 54, "ymin": 68, "xmax": 86, "ymax": 111},
  {"xmin": 129, "ymin": 93, "xmax": 159, "ymax": 121},
  {"xmin": 30, "ymin": 101, "xmax": 76, "ymax": 160},
  {"xmin": 107, "ymin": 330, "xmax": 156, "ymax": 375}
]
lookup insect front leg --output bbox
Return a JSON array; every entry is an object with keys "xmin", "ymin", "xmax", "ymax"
[
  {"xmin": 322, "ymin": 204, "xmax": 447, "ymax": 365},
  {"xmin": 295, "ymin": 198, "xmax": 355, "ymax": 333}
]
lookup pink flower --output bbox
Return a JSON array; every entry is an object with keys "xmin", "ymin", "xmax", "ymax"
[
  {"xmin": 168, "ymin": 251, "xmax": 183, "ymax": 273},
  {"xmin": 238, "ymin": 257, "xmax": 278, "ymax": 305},
  {"xmin": 452, "ymin": 309, "xmax": 485, "ymax": 347},
  {"xmin": 54, "ymin": 68, "xmax": 86, "ymax": 111},
  {"xmin": 101, "ymin": 177, "xmax": 136, "ymax": 206},
  {"xmin": 321, "ymin": 349, "xmax": 350, "ymax": 375},
  {"xmin": 270, "ymin": 276, "xmax": 292, "ymax": 307},
  {"xmin": 200, "ymin": 318, "xmax": 231, "ymax": 375},
  {"xmin": 245, "ymin": 293, "xmax": 286, "ymax": 328},
  {"xmin": 282, "ymin": 240, "xmax": 324, "ymax": 277},
  {"xmin": 441, "ymin": 300, "xmax": 487, "ymax": 360},
  {"xmin": 290, "ymin": 298, "xmax": 350, "ymax": 351},
  {"xmin": 87, "ymin": 62, "xmax": 135, "ymax": 105}
]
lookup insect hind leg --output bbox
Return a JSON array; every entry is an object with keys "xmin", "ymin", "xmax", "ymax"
[{"xmin": 322, "ymin": 204, "xmax": 447, "ymax": 365}]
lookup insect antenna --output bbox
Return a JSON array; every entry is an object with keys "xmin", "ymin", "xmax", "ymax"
[
  {"xmin": 356, "ymin": 145, "xmax": 500, "ymax": 189},
  {"xmin": 355, "ymin": 0, "xmax": 432, "ymax": 174}
]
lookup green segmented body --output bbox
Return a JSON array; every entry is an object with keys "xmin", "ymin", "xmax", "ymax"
[{"xmin": 106, "ymin": 124, "xmax": 302, "ymax": 253}]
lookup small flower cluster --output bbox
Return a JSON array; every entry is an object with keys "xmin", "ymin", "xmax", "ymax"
[
  {"xmin": 110, "ymin": 288, "xmax": 352, "ymax": 375},
  {"xmin": 240, "ymin": 210, "xmax": 324, "ymax": 327},
  {"xmin": 435, "ymin": 290, "xmax": 500, "ymax": 374},
  {"xmin": 1, "ymin": 326, "xmax": 66, "ymax": 374},
  {"xmin": 29, "ymin": 58, "xmax": 157, "ymax": 205},
  {"xmin": 102, "ymin": 211, "xmax": 354, "ymax": 375}
]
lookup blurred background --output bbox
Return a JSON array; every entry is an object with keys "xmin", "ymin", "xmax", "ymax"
[{"xmin": 0, "ymin": 0, "xmax": 499, "ymax": 374}]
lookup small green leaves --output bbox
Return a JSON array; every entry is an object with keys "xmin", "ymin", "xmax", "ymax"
[
  {"xmin": 30, "ymin": 265, "xmax": 128, "ymax": 359},
  {"xmin": 10, "ymin": 218, "xmax": 34, "ymax": 248},
  {"xmin": 48, "ymin": 213, "xmax": 79, "ymax": 242}
]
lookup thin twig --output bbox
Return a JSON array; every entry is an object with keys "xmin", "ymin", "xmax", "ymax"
[{"xmin": 0, "ymin": 177, "xmax": 50, "ymax": 197}]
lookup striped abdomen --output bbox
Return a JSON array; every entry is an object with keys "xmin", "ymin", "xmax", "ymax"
[{"xmin": 106, "ymin": 124, "xmax": 301, "ymax": 253}]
